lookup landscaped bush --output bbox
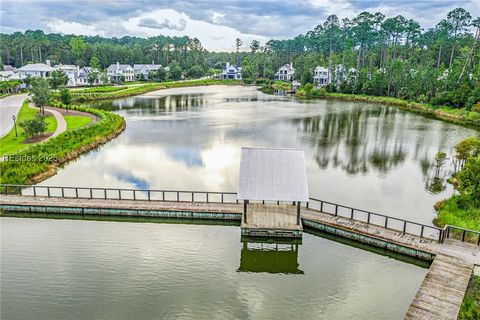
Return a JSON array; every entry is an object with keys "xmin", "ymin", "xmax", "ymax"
[{"xmin": 0, "ymin": 104, "xmax": 125, "ymax": 186}]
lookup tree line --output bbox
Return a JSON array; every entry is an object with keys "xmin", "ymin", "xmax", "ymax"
[{"xmin": 0, "ymin": 7, "xmax": 479, "ymax": 109}]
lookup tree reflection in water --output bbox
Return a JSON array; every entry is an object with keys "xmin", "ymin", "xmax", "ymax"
[{"xmin": 295, "ymin": 106, "xmax": 407, "ymax": 175}]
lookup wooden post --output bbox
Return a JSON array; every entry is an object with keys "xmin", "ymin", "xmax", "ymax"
[
  {"xmin": 243, "ymin": 200, "xmax": 248, "ymax": 223},
  {"xmin": 297, "ymin": 202, "xmax": 301, "ymax": 225}
]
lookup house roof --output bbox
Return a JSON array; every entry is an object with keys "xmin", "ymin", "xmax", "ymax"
[
  {"xmin": 237, "ymin": 147, "xmax": 309, "ymax": 202},
  {"xmin": 54, "ymin": 64, "xmax": 78, "ymax": 70},
  {"xmin": 107, "ymin": 64, "xmax": 133, "ymax": 72},
  {"xmin": 18, "ymin": 63, "xmax": 55, "ymax": 72},
  {"xmin": 133, "ymin": 64, "xmax": 162, "ymax": 71},
  {"xmin": 314, "ymin": 66, "xmax": 328, "ymax": 72}
]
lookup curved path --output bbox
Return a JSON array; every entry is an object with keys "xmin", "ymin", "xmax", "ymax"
[
  {"xmin": 0, "ymin": 94, "xmax": 28, "ymax": 138},
  {"xmin": 27, "ymin": 104, "xmax": 67, "ymax": 141}
]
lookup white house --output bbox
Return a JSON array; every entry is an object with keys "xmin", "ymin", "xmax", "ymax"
[
  {"xmin": 54, "ymin": 64, "xmax": 79, "ymax": 87},
  {"xmin": 107, "ymin": 62, "xmax": 134, "ymax": 82},
  {"xmin": 133, "ymin": 63, "xmax": 162, "ymax": 80},
  {"xmin": 222, "ymin": 62, "xmax": 242, "ymax": 80},
  {"xmin": 76, "ymin": 67, "xmax": 107, "ymax": 85},
  {"xmin": 313, "ymin": 66, "xmax": 330, "ymax": 87},
  {"xmin": 0, "ymin": 70, "xmax": 21, "ymax": 82},
  {"xmin": 17, "ymin": 61, "xmax": 56, "ymax": 79},
  {"xmin": 274, "ymin": 62, "xmax": 295, "ymax": 81}
]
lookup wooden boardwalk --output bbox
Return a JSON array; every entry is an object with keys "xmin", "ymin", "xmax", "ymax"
[
  {"xmin": 1, "ymin": 194, "xmax": 479, "ymax": 319},
  {"xmin": 405, "ymin": 239, "xmax": 479, "ymax": 320}
]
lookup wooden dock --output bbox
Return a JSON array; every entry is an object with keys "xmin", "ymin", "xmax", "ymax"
[
  {"xmin": 405, "ymin": 239, "xmax": 479, "ymax": 320},
  {"xmin": 1, "ymin": 193, "xmax": 479, "ymax": 319},
  {"xmin": 241, "ymin": 203, "xmax": 302, "ymax": 238}
]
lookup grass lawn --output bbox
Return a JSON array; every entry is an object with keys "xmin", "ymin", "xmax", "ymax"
[
  {"xmin": 435, "ymin": 196, "xmax": 480, "ymax": 232},
  {"xmin": 65, "ymin": 115, "xmax": 93, "ymax": 130},
  {"xmin": 0, "ymin": 102, "xmax": 57, "ymax": 156}
]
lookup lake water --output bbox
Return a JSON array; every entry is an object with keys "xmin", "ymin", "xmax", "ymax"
[
  {"xmin": 1, "ymin": 217, "xmax": 428, "ymax": 320},
  {"xmin": 41, "ymin": 85, "xmax": 478, "ymax": 224}
]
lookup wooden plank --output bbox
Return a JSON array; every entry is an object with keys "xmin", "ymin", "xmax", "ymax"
[{"xmin": 405, "ymin": 239, "xmax": 479, "ymax": 320}]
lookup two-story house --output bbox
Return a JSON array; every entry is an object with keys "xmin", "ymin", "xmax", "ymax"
[
  {"xmin": 107, "ymin": 62, "xmax": 134, "ymax": 82},
  {"xmin": 274, "ymin": 62, "xmax": 295, "ymax": 81},
  {"xmin": 313, "ymin": 66, "xmax": 330, "ymax": 87},
  {"xmin": 221, "ymin": 62, "xmax": 242, "ymax": 80},
  {"xmin": 54, "ymin": 64, "xmax": 79, "ymax": 87},
  {"xmin": 133, "ymin": 63, "xmax": 162, "ymax": 80}
]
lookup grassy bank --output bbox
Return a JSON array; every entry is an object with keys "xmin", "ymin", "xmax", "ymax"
[
  {"xmin": 64, "ymin": 115, "xmax": 92, "ymax": 130},
  {"xmin": 326, "ymin": 93, "xmax": 480, "ymax": 129},
  {"xmin": 0, "ymin": 104, "xmax": 125, "ymax": 185},
  {"xmin": 435, "ymin": 196, "xmax": 480, "ymax": 231},
  {"xmin": 0, "ymin": 101, "xmax": 57, "ymax": 156},
  {"xmin": 70, "ymin": 79, "xmax": 243, "ymax": 102},
  {"xmin": 459, "ymin": 274, "xmax": 480, "ymax": 320}
]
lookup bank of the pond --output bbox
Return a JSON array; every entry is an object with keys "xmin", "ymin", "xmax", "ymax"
[
  {"xmin": 459, "ymin": 274, "xmax": 480, "ymax": 320},
  {"xmin": 325, "ymin": 93, "xmax": 480, "ymax": 129},
  {"xmin": 0, "ymin": 104, "xmax": 125, "ymax": 186},
  {"xmin": 70, "ymin": 79, "xmax": 243, "ymax": 102}
]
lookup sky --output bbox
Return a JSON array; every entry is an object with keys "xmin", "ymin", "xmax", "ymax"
[{"xmin": 0, "ymin": 0, "xmax": 479, "ymax": 51}]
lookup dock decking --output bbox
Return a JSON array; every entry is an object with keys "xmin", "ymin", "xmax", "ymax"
[
  {"xmin": 405, "ymin": 239, "xmax": 479, "ymax": 320},
  {"xmin": 1, "ymin": 194, "xmax": 479, "ymax": 319}
]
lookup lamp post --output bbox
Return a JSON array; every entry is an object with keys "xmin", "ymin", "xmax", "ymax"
[{"xmin": 12, "ymin": 115, "xmax": 17, "ymax": 137}]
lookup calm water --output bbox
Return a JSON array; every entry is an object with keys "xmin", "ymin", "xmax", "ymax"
[
  {"xmin": 42, "ymin": 85, "xmax": 478, "ymax": 224},
  {"xmin": 1, "ymin": 217, "xmax": 428, "ymax": 319}
]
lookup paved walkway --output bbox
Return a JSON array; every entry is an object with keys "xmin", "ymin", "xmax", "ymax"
[
  {"xmin": 27, "ymin": 104, "xmax": 67, "ymax": 141},
  {"xmin": 0, "ymin": 94, "xmax": 28, "ymax": 137}
]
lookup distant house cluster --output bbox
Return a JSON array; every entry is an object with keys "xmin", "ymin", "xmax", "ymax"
[{"xmin": 1, "ymin": 60, "xmax": 168, "ymax": 87}]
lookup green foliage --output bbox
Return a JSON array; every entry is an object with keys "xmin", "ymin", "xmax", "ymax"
[
  {"xmin": 29, "ymin": 78, "xmax": 50, "ymax": 108},
  {"xmin": 455, "ymin": 157, "xmax": 480, "ymax": 205},
  {"xmin": 18, "ymin": 114, "xmax": 47, "ymax": 138},
  {"xmin": 48, "ymin": 70, "xmax": 68, "ymax": 90},
  {"xmin": 472, "ymin": 102, "xmax": 480, "ymax": 113},
  {"xmin": 87, "ymin": 71, "xmax": 99, "ymax": 85},
  {"xmin": 168, "ymin": 61, "xmax": 182, "ymax": 80},
  {"xmin": 0, "ymin": 105, "xmax": 125, "ymax": 185},
  {"xmin": 0, "ymin": 80, "xmax": 22, "ymax": 94},
  {"xmin": 459, "ymin": 275, "xmax": 480, "ymax": 320},
  {"xmin": 89, "ymin": 56, "xmax": 101, "ymax": 69},
  {"xmin": 59, "ymin": 87, "xmax": 72, "ymax": 106},
  {"xmin": 187, "ymin": 65, "xmax": 204, "ymax": 78}
]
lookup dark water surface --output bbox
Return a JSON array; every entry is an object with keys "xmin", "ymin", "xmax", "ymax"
[
  {"xmin": 1, "ymin": 217, "xmax": 427, "ymax": 319},
  {"xmin": 41, "ymin": 85, "xmax": 478, "ymax": 224}
]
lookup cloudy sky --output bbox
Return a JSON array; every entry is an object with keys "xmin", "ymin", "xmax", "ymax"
[{"xmin": 1, "ymin": 0, "xmax": 478, "ymax": 51}]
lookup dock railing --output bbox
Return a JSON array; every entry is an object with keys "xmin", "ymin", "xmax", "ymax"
[
  {"xmin": 305, "ymin": 198, "xmax": 445, "ymax": 243},
  {"xmin": 2, "ymin": 184, "xmax": 479, "ymax": 245}
]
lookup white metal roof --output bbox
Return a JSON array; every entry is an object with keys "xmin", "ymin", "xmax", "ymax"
[
  {"xmin": 237, "ymin": 147, "xmax": 309, "ymax": 202},
  {"xmin": 17, "ymin": 63, "xmax": 55, "ymax": 72}
]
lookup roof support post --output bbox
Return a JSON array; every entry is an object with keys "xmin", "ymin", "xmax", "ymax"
[
  {"xmin": 243, "ymin": 200, "xmax": 249, "ymax": 223},
  {"xmin": 297, "ymin": 201, "xmax": 301, "ymax": 225}
]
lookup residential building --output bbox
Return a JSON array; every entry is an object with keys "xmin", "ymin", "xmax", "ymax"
[
  {"xmin": 107, "ymin": 62, "xmax": 134, "ymax": 82},
  {"xmin": 221, "ymin": 62, "xmax": 242, "ymax": 80},
  {"xmin": 292, "ymin": 80, "xmax": 301, "ymax": 91},
  {"xmin": 0, "ymin": 70, "xmax": 21, "ymax": 82},
  {"xmin": 3, "ymin": 65, "xmax": 17, "ymax": 72},
  {"xmin": 274, "ymin": 62, "xmax": 295, "ymax": 81},
  {"xmin": 17, "ymin": 61, "xmax": 55, "ymax": 79},
  {"xmin": 133, "ymin": 63, "xmax": 162, "ymax": 80},
  {"xmin": 54, "ymin": 64, "xmax": 79, "ymax": 87},
  {"xmin": 77, "ymin": 67, "xmax": 106, "ymax": 85},
  {"xmin": 313, "ymin": 66, "xmax": 330, "ymax": 87}
]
